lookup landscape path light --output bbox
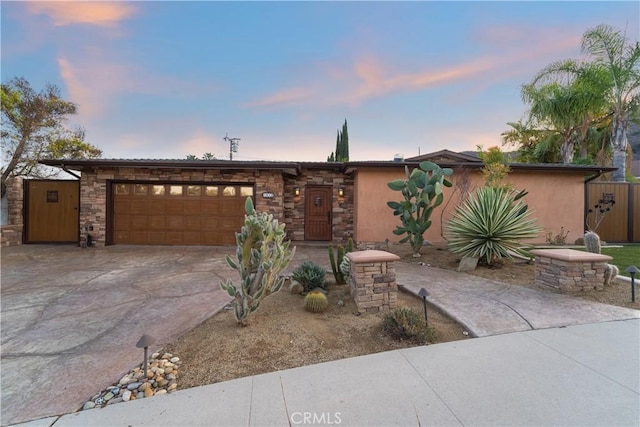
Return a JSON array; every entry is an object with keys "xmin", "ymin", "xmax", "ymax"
[
  {"xmin": 624, "ymin": 265, "xmax": 639, "ymax": 303},
  {"xmin": 136, "ymin": 334, "xmax": 156, "ymax": 379},
  {"xmin": 418, "ymin": 287, "xmax": 429, "ymax": 327}
]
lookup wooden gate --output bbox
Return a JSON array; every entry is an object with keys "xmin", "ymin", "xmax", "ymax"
[
  {"xmin": 304, "ymin": 185, "xmax": 332, "ymax": 241},
  {"xmin": 586, "ymin": 182, "xmax": 639, "ymax": 243},
  {"xmin": 25, "ymin": 180, "xmax": 79, "ymax": 243}
]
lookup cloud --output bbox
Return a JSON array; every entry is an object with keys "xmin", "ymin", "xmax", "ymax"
[
  {"xmin": 25, "ymin": 1, "xmax": 136, "ymax": 27},
  {"xmin": 247, "ymin": 25, "xmax": 583, "ymax": 110},
  {"xmin": 58, "ymin": 48, "xmax": 217, "ymax": 120},
  {"xmin": 57, "ymin": 53, "xmax": 134, "ymax": 117},
  {"xmin": 246, "ymin": 87, "xmax": 316, "ymax": 108}
]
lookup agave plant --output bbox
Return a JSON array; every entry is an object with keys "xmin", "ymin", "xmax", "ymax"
[{"xmin": 445, "ymin": 186, "xmax": 541, "ymax": 265}]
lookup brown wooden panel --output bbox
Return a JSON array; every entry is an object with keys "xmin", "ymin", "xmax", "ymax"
[
  {"xmin": 26, "ymin": 180, "xmax": 79, "ymax": 243},
  {"xmin": 633, "ymin": 184, "xmax": 640, "ymax": 243},
  {"xmin": 304, "ymin": 186, "xmax": 332, "ymax": 241},
  {"xmin": 586, "ymin": 182, "xmax": 628, "ymax": 242},
  {"xmin": 112, "ymin": 182, "xmax": 246, "ymax": 245}
]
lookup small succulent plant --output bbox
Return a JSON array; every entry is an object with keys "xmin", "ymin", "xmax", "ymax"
[{"xmin": 291, "ymin": 261, "xmax": 327, "ymax": 292}]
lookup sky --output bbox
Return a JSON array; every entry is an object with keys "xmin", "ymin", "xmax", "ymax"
[{"xmin": 2, "ymin": 1, "xmax": 639, "ymax": 162}]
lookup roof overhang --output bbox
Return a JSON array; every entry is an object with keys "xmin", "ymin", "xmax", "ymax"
[
  {"xmin": 40, "ymin": 159, "xmax": 302, "ymax": 176},
  {"xmin": 343, "ymin": 161, "xmax": 617, "ymax": 175},
  {"xmin": 41, "ymin": 158, "xmax": 616, "ymax": 177}
]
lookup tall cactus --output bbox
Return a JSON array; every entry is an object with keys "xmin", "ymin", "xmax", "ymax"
[
  {"xmin": 387, "ymin": 161, "xmax": 453, "ymax": 257},
  {"xmin": 584, "ymin": 231, "xmax": 601, "ymax": 254},
  {"xmin": 220, "ymin": 198, "xmax": 295, "ymax": 326},
  {"xmin": 329, "ymin": 238, "xmax": 354, "ymax": 285}
]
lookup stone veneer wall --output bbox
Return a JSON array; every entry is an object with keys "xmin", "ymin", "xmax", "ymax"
[
  {"xmin": 79, "ymin": 167, "xmax": 284, "ymax": 246},
  {"xmin": 283, "ymin": 169, "xmax": 354, "ymax": 243},
  {"xmin": 1, "ymin": 177, "xmax": 24, "ymax": 246},
  {"xmin": 530, "ymin": 249, "xmax": 613, "ymax": 292},
  {"xmin": 347, "ymin": 250, "xmax": 399, "ymax": 314}
]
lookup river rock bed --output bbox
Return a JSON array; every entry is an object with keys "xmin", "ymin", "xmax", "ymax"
[{"xmin": 81, "ymin": 351, "xmax": 182, "ymax": 411}]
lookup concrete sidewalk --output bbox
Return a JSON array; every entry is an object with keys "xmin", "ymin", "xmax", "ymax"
[{"xmin": 27, "ymin": 319, "xmax": 640, "ymax": 427}]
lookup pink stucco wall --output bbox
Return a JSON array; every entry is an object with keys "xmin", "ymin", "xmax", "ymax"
[{"xmin": 353, "ymin": 167, "xmax": 586, "ymax": 245}]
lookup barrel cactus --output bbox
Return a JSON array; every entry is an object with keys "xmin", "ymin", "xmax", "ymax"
[
  {"xmin": 304, "ymin": 291, "xmax": 328, "ymax": 313},
  {"xmin": 220, "ymin": 198, "xmax": 296, "ymax": 326}
]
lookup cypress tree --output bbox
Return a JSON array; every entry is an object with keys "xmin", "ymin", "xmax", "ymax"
[{"xmin": 327, "ymin": 119, "xmax": 350, "ymax": 162}]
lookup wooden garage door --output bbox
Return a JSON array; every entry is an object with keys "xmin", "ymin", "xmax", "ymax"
[{"xmin": 113, "ymin": 183, "xmax": 252, "ymax": 245}]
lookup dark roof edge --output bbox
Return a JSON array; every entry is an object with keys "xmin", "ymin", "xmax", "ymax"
[
  {"xmin": 40, "ymin": 158, "xmax": 302, "ymax": 173},
  {"xmin": 344, "ymin": 161, "xmax": 617, "ymax": 173},
  {"xmin": 40, "ymin": 158, "xmax": 616, "ymax": 174}
]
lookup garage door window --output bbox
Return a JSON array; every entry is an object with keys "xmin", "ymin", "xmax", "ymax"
[
  {"xmin": 223, "ymin": 186, "xmax": 236, "ymax": 196},
  {"xmin": 187, "ymin": 185, "xmax": 201, "ymax": 196},
  {"xmin": 152, "ymin": 185, "xmax": 165, "ymax": 196},
  {"xmin": 240, "ymin": 186, "xmax": 254, "ymax": 197},
  {"xmin": 169, "ymin": 185, "xmax": 183, "ymax": 196},
  {"xmin": 135, "ymin": 184, "xmax": 148, "ymax": 195},
  {"xmin": 115, "ymin": 184, "xmax": 129, "ymax": 195},
  {"xmin": 205, "ymin": 186, "xmax": 218, "ymax": 196}
]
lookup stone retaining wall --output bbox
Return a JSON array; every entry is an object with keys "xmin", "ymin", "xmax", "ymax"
[
  {"xmin": 1, "ymin": 224, "xmax": 22, "ymax": 246},
  {"xmin": 347, "ymin": 250, "xmax": 399, "ymax": 314},
  {"xmin": 530, "ymin": 249, "xmax": 613, "ymax": 292}
]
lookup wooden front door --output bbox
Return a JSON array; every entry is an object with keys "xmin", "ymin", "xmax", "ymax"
[
  {"xmin": 304, "ymin": 186, "xmax": 332, "ymax": 241},
  {"xmin": 26, "ymin": 180, "xmax": 79, "ymax": 243}
]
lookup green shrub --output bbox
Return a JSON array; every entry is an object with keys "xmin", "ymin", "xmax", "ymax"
[
  {"xmin": 382, "ymin": 307, "xmax": 436, "ymax": 344},
  {"xmin": 445, "ymin": 186, "xmax": 542, "ymax": 266},
  {"xmin": 291, "ymin": 261, "xmax": 327, "ymax": 292}
]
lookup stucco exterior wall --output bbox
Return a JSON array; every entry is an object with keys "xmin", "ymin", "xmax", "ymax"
[{"xmin": 353, "ymin": 167, "xmax": 586, "ymax": 246}]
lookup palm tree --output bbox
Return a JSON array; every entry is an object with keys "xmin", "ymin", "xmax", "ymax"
[
  {"xmin": 523, "ymin": 57, "xmax": 613, "ymax": 164},
  {"xmin": 584, "ymin": 25, "xmax": 640, "ymax": 181},
  {"xmin": 529, "ymin": 24, "xmax": 639, "ymax": 181}
]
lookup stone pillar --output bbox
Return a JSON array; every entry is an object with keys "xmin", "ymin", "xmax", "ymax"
[
  {"xmin": 346, "ymin": 250, "xmax": 400, "ymax": 314},
  {"xmin": 530, "ymin": 249, "xmax": 613, "ymax": 292},
  {"xmin": 1, "ymin": 177, "xmax": 24, "ymax": 246}
]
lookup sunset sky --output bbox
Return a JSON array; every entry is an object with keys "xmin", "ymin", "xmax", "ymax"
[{"xmin": 2, "ymin": 1, "xmax": 639, "ymax": 162}]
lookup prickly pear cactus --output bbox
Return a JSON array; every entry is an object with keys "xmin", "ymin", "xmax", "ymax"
[
  {"xmin": 220, "ymin": 198, "xmax": 296, "ymax": 326},
  {"xmin": 584, "ymin": 231, "xmax": 601, "ymax": 254},
  {"xmin": 304, "ymin": 291, "xmax": 328, "ymax": 313}
]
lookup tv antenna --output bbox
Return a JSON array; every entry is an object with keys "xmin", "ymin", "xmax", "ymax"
[{"xmin": 224, "ymin": 133, "xmax": 241, "ymax": 160}]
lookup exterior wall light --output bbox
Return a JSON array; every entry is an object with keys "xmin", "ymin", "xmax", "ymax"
[
  {"xmin": 338, "ymin": 187, "xmax": 344, "ymax": 197},
  {"xmin": 294, "ymin": 187, "xmax": 300, "ymax": 197}
]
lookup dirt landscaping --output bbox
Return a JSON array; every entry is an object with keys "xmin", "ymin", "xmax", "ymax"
[{"xmin": 164, "ymin": 242, "xmax": 638, "ymax": 392}]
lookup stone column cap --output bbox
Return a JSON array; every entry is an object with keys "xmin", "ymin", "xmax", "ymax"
[
  {"xmin": 530, "ymin": 248, "xmax": 612, "ymax": 262},
  {"xmin": 347, "ymin": 250, "xmax": 400, "ymax": 263}
]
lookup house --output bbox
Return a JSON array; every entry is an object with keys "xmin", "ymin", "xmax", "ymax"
[{"xmin": 0, "ymin": 151, "xmax": 617, "ymax": 247}]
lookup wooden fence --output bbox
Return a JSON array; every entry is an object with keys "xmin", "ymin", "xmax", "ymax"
[{"xmin": 586, "ymin": 182, "xmax": 640, "ymax": 243}]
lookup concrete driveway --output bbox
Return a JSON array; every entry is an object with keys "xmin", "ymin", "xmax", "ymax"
[
  {"xmin": 1, "ymin": 245, "xmax": 239, "ymax": 426},
  {"xmin": 1, "ymin": 243, "xmax": 328, "ymax": 426}
]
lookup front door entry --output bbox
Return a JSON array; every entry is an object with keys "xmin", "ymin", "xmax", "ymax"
[{"xmin": 304, "ymin": 186, "xmax": 332, "ymax": 241}]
